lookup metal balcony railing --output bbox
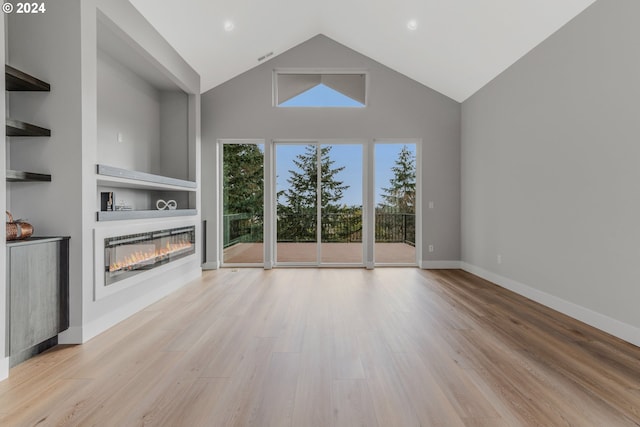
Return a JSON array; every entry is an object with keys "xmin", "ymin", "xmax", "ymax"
[{"xmin": 223, "ymin": 211, "xmax": 415, "ymax": 247}]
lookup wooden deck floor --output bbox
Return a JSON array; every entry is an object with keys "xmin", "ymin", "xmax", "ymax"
[
  {"xmin": 224, "ymin": 242, "xmax": 416, "ymax": 264},
  {"xmin": 1, "ymin": 268, "xmax": 640, "ymax": 426}
]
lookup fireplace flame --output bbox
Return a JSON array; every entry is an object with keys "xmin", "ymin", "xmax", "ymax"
[{"xmin": 108, "ymin": 241, "xmax": 193, "ymax": 273}]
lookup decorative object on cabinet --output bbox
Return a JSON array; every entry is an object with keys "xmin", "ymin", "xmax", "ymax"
[
  {"xmin": 101, "ymin": 192, "xmax": 114, "ymax": 211},
  {"xmin": 6, "ymin": 211, "xmax": 34, "ymax": 240},
  {"xmin": 156, "ymin": 199, "xmax": 177, "ymax": 210}
]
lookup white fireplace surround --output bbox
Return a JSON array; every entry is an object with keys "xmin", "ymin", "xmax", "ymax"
[{"xmin": 93, "ymin": 218, "xmax": 198, "ymax": 300}]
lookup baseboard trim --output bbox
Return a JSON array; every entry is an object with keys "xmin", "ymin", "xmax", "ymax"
[
  {"xmin": 58, "ymin": 327, "xmax": 84, "ymax": 345},
  {"xmin": 201, "ymin": 261, "xmax": 219, "ymax": 270},
  {"xmin": 460, "ymin": 262, "xmax": 640, "ymax": 348},
  {"xmin": 0, "ymin": 356, "xmax": 8, "ymax": 381},
  {"xmin": 421, "ymin": 261, "xmax": 462, "ymax": 269}
]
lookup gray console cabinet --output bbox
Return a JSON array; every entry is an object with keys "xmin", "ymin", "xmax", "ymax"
[{"xmin": 5, "ymin": 237, "xmax": 69, "ymax": 366}]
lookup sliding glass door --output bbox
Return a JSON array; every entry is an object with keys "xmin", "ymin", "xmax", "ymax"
[
  {"xmin": 221, "ymin": 142, "xmax": 264, "ymax": 265},
  {"xmin": 275, "ymin": 142, "xmax": 363, "ymax": 265},
  {"xmin": 374, "ymin": 142, "xmax": 417, "ymax": 265},
  {"xmin": 219, "ymin": 139, "xmax": 419, "ymax": 267}
]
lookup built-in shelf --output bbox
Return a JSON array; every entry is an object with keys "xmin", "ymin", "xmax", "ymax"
[
  {"xmin": 6, "ymin": 119, "xmax": 51, "ymax": 137},
  {"xmin": 96, "ymin": 164, "xmax": 197, "ymax": 192},
  {"xmin": 6, "ymin": 170, "xmax": 52, "ymax": 182},
  {"xmin": 97, "ymin": 209, "xmax": 197, "ymax": 222},
  {"xmin": 5, "ymin": 65, "xmax": 50, "ymax": 91}
]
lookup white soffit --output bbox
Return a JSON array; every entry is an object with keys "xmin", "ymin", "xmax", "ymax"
[{"xmin": 129, "ymin": 0, "xmax": 597, "ymax": 102}]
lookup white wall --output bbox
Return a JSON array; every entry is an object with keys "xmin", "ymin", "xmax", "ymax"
[
  {"xmin": 461, "ymin": 0, "xmax": 640, "ymax": 344},
  {"xmin": 202, "ymin": 35, "xmax": 461, "ymax": 267}
]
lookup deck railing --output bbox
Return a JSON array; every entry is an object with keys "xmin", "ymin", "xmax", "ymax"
[{"xmin": 223, "ymin": 211, "xmax": 415, "ymax": 247}]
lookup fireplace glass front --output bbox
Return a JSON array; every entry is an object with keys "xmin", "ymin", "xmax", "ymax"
[{"xmin": 104, "ymin": 226, "xmax": 195, "ymax": 286}]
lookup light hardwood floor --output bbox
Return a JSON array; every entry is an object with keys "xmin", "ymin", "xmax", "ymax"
[{"xmin": 1, "ymin": 268, "xmax": 640, "ymax": 426}]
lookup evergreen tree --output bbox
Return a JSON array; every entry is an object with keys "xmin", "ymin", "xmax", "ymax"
[
  {"xmin": 278, "ymin": 145, "xmax": 351, "ymax": 241},
  {"xmin": 223, "ymin": 144, "xmax": 264, "ymax": 243},
  {"xmin": 223, "ymin": 144, "xmax": 264, "ymax": 214},
  {"xmin": 380, "ymin": 145, "xmax": 416, "ymax": 213}
]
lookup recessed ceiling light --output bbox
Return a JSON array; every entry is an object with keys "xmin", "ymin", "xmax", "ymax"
[
  {"xmin": 407, "ymin": 20, "xmax": 418, "ymax": 31},
  {"xmin": 224, "ymin": 20, "xmax": 235, "ymax": 32}
]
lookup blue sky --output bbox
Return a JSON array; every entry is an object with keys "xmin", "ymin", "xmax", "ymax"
[{"xmin": 279, "ymin": 84, "xmax": 364, "ymax": 107}]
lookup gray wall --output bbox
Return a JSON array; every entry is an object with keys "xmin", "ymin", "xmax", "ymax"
[
  {"xmin": 202, "ymin": 35, "xmax": 461, "ymax": 266},
  {"xmin": 160, "ymin": 91, "xmax": 189, "ymax": 181},
  {"xmin": 461, "ymin": 0, "xmax": 640, "ymax": 333},
  {"xmin": 97, "ymin": 49, "xmax": 161, "ymax": 175},
  {"xmin": 0, "ymin": 12, "xmax": 7, "ymax": 379},
  {"xmin": 7, "ymin": 0, "xmax": 85, "ymax": 336}
]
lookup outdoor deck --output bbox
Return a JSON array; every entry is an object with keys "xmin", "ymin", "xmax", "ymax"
[{"xmin": 223, "ymin": 242, "xmax": 416, "ymax": 264}]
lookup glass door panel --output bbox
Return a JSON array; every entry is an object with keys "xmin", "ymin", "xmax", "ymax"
[
  {"xmin": 276, "ymin": 144, "xmax": 318, "ymax": 263},
  {"xmin": 222, "ymin": 143, "xmax": 264, "ymax": 264},
  {"xmin": 375, "ymin": 143, "xmax": 417, "ymax": 264},
  {"xmin": 320, "ymin": 144, "xmax": 363, "ymax": 264}
]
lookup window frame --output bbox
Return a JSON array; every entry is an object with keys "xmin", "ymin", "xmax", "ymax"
[{"xmin": 272, "ymin": 68, "xmax": 369, "ymax": 108}]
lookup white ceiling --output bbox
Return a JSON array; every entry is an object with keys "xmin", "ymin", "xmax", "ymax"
[{"xmin": 128, "ymin": 0, "xmax": 597, "ymax": 102}]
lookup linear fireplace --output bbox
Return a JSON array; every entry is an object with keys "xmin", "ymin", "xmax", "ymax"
[{"xmin": 104, "ymin": 226, "xmax": 195, "ymax": 286}]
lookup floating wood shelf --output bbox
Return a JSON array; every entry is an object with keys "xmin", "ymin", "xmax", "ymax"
[
  {"xmin": 96, "ymin": 164, "xmax": 197, "ymax": 192},
  {"xmin": 97, "ymin": 209, "xmax": 197, "ymax": 222},
  {"xmin": 5, "ymin": 65, "xmax": 50, "ymax": 91},
  {"xmin": 6, "ymin": 170, "xmax": 52, "ymax": 182},
  {"xmin": 6, "ymin": 119, "xmax": 51, "ymax": 137}
]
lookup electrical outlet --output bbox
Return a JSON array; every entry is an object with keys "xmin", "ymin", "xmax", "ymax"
[
  {"xmin": 497, "ymin": 254, "xmax": 502, "ymax": 264},
  {"xmin": 428, "ymin": 245, "xmax": 434, "ymax": 253},
  {"xmin": 117, "ymin": 132, "xmax": 124, "ymax": 143},
  {"xmin": 428, "ymin": 201, "xmax": 434, "ymax": 209}
]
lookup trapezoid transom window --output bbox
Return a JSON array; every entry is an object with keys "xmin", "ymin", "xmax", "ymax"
[{"xmin": 274, "ymin": 72, "xmax": 367, "ymax": 107}]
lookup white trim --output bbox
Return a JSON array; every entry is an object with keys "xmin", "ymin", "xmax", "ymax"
[
  {"xmin": 421, "ymin": 261, "xmax": 461, "ymax": 269},
  {"xmin": 202, "ymin": 261, "xmax": 219, "ymax": 270},
  {"xmin": 58, "ymin": 327, "xmax": 84, "ymax": 344},
  {"xmin": 461, "ymin": 262, "xmax": 640, "ymax": 348},
  {"xmin": 0, "ymin": 357, "xmax": 8, "ymax": 381},
  {"xmin": 414, "ymin": 140, "xmax": 423, "ymax": 265},
  {"xmin": 365, "ymin": 140, "xmax": 375, "ymax": 267}
]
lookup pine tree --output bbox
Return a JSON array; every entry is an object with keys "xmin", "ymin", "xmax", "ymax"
[
  {"xmin": 380, "ymin": 145, "xmax": 416, "ymax": 213},
  {"xmin": 223, "ymin": 144, "xmax": 264, "ymax": 215},
  {"xmin": 223, "ymin": 144, "xmax": 264, "ymax": 243},
  {"xmin": 278, "ymin": 145, "xmax": 351, "ymax": 241}
]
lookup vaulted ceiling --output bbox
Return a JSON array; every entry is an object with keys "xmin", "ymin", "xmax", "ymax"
[{"xmin": 129, "ymin": 0, "xmax": 596, "ymax": 102}]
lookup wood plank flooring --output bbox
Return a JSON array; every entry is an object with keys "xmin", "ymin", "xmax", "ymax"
[{"xmin": 1, "ymin": 268, "xmax": 640, "ymax": 426}]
